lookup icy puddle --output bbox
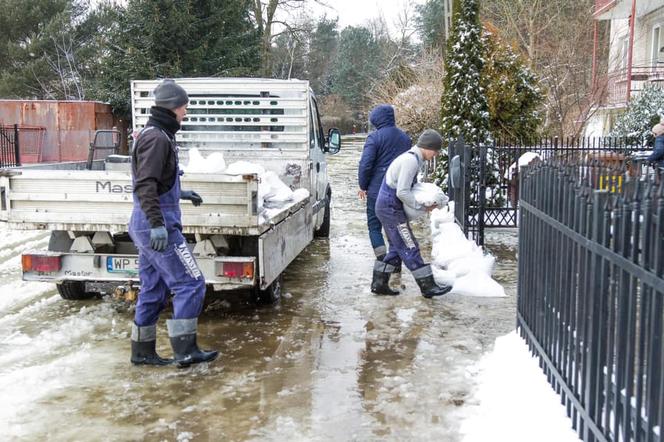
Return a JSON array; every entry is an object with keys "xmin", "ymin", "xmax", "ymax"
[{"xmin": 0, "ymin": 140, "xmax": 519, "ymax": 441}]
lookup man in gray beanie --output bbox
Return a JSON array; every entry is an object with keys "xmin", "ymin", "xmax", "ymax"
[
  {"xmin": 128, "ymin": 79, "xmax": 218, "ymax": 367},
  {"xmin": 370, "ymin": 129, "xmax": 452, "ymax": 298}
]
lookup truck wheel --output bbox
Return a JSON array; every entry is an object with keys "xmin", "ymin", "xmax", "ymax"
[
  {"xmin": 314, "ymin": 190, "xmax": 331, "ymax": 238},
  {"xmin": 253, "ymin": 274, "xmax": 283, "ymax": 305},
  {"xmin": 56, "ymin": 282, "xmax": 96, "ymax": 300}
]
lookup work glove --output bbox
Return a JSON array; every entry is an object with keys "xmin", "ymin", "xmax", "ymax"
[
  {"xmin": 150, "ymin": 226, "xmax": 168, "ymax": 252},
  {"xmin": 180, "ymin": 190, "xmax": 203, "ymax": 206}
]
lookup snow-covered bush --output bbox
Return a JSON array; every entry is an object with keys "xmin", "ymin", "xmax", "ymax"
[
  {"xmin": 610, "ymin": 84, "xmax": 664, "ymax": 145},
  {"xmin": 370, "ymin": 51, "xmax": 444, "ymax": 139}
]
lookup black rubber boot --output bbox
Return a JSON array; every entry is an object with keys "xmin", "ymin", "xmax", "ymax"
[
  {"xmin": 413, "ymin": 265, "xmax": 452, "ymax": 298},
  {"xmin": 167, "ymin": 319, "xmax": 219, "ymax": 368},
  {"xmin": 130, "ymin": 324, "xmax": 173, "ymax": 366},
  {"xmin": 371, "ymin": 261, "xmax": 400, "ymax": 296}
]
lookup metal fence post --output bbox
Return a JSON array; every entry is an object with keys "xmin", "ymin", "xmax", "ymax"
[{"xmin": 13, "ymin": 124, "xmax": 20, "ymax": 167}]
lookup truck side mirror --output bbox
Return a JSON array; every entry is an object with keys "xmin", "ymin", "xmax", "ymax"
[{"xmin": 326, "ymin": 128, "xmax": 341, "ymax": 154}]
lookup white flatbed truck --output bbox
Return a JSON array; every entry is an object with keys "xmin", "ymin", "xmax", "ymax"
[{"xmin": 0, "ymin": 78, "xmax": 340, "ymax": 302}]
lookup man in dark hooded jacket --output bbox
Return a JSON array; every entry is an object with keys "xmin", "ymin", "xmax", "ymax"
[{"xmin": 358, "ymin": 105, "xmax": 411, "ymax": 260}]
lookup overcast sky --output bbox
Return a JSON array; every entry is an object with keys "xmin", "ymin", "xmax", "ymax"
[
  {"xmin": 317, "ymin": 0, "xmax": 424, "ymax": 28},
  {"xmin": 301, "ymin": 0, "xmax": 426, "ymax": 36}
]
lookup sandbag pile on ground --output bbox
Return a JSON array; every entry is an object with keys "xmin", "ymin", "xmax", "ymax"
[
  {"xmin": 429, "ymin": 203, "xmax": 506, "ymax": 297},
  {"xmin": 183, "ymin": 149, "xmax": 309, "ymax": 220}
]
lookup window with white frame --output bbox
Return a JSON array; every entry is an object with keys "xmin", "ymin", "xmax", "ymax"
[
  {"xmin": 620, "ymin": 37, "xmax": 629, "ymax": 71},
  {"xmin": 653, "ymin": 24, "xmax": 663, "ymax": 64}
]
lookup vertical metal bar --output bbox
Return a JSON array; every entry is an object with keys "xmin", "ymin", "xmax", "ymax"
[{"xmin": 14, "ymin": 124, "xmax": 20, "ymax": 167}]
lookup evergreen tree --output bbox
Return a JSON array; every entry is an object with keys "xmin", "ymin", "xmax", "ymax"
[
  {"xmin": 329, "ymin": 26, "xmax": 380, "ymax": 113},
  {"xmin": 439, "ymin": 0, "xmax": 490, "ymax": 146},
  {"xmin": 91, "ymin": 0, "xmax": 260, "ymax": 118},
  {"xmin": 482, "ymin": 27, "xmax": 544, "ymax": 141},
  {"xmin": 610, "ymin": 84, "xmax": 664, "ymax": 145},
  {"xmin": 307, "ymin": 17, "xmax": 339, "ymax": 96},
  {"xmin": 0, "ymin": 0, "xmax": 100, "ymax": 99},
  {"xmin": 415, "ymin": 0, "xmax": 447, "ymax": 52}
]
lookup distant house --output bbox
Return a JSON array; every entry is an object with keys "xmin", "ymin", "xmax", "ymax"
[{"xmin": 585, "ymin": 0, "xmax": 664, "ymax": 136}]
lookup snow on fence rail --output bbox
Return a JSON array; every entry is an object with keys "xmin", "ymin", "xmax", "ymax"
[{"xmin": 517, "ymin": 159, "xmax": 664, "ymax": 442}]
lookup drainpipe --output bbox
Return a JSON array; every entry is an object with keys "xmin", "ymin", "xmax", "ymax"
[
  {"xmin": 592, "ymin": 20, "xmax": 599, "ymax": 88},
  {"xmin": 625, "ymin": 0, "xmax": 637, "ymax": 102}
]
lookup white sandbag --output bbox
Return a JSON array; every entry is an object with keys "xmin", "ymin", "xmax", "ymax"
[
  {"xmin": 432, "ymin": 265, "xmax": 456, "ymax": 287},
  {"xmin": 183, "ymin": 148, "xmax": 226, "ymax": 173},
  {"xmin": 431, "ymin": 223, "xmax": 478, "ymax": 268},
  {"xmin": 262, "ymin": 171, "xmax": 294, "ymax": 207},
  {"xmin": 225, "ymin": 161, "xmax": 266, "ymax": 175},
  {"xmin": 413, "ymin": 182, "xmax": 448, "ymax": 207},
  {"xmin": 452, "ymin": 271, "xmax": 506, "ymax": 297},
  {"xmin": 430, "ymin": 205, "xmax": 455, "ymax": 234},
  {"xmin": 447, "ymin": 251, "xmax": 495, "ymax": 278},
  {"xmin": 292, "ymin": 188, "xmax": 310, "ymax": 201}
]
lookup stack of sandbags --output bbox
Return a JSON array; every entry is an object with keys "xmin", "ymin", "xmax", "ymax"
[{"xmin": 429, "ymin": 203, "xmax": 506, "ymax": 297}]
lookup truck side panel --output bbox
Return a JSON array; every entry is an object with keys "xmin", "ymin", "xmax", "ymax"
[{"xmin": 258, "ymin": 203, "xmax": 313, "ymax": 289}]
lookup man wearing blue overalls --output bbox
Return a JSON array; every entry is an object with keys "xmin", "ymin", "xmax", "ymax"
[
  {"xmin": 129, "ymin": 79, "xmax": 218, "ymax": 367},
  {"xmin": 358, "ymin": 105, "xmax": 411, "ymax": 260},
  {"xmin": 372, "ymin": 129, "xmax": 452, "ymax": 298}
]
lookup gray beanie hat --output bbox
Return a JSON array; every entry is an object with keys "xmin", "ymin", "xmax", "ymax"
[
  {"xmin": 417, "ymin": 129, "xmax": 443, "ymax": 151},
  {"xmin": 153, "ymin": 79, "xmax": 189, "ymax": 110}
]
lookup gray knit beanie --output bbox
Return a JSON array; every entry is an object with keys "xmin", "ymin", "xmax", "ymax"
[
  {"xmin": 417, "ymin": 129, "xmax": 443, "ymax": 151},
  {"xmin": 153, "ymin": 79, "xmax": 189, "ymax": 110}
]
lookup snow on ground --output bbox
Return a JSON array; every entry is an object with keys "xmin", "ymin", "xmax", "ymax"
[{"xmin": 460, "ymin": 331, "xmax": 580, "ymax": 442}]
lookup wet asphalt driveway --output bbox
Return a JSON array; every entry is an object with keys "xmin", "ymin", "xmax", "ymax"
[{"xmin": 0, "ymin": 137, "xmax": 518, "ymax": 441}]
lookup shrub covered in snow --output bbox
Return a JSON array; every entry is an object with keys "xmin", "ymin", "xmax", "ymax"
[
  {"xmin": 609, "ymin": 84, "xmax": 664, "ymax": 146},
  {"xmin": 439, "ymin": 0, "xmax": 490, "ymax": 147}
]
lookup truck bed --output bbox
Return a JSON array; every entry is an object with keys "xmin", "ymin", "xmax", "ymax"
[{"xmin": 0, "ymin": 167, "xmax": 309, "ymax": 235}]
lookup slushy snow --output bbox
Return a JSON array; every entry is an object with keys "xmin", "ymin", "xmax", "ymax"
[
  {"xmin": 429, "ymin": 202, "xmax": 505, "ymax": 297},
  {"xmin": 460, "ymin": 331, "xmax": 580, "ymax": 442}
]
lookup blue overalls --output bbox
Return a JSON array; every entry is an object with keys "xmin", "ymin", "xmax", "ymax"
[
  {"xmin": 375, "ymin": 151, "xmax": 426, "ymax": 272},
  {"xmin": 129, "ymin": 128, "xmax": 205, "ymax": 327}
]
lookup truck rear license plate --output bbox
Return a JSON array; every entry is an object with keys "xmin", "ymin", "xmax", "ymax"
[{"xmin": 107, "ymin": 256, "xmax": 139, "ymax": 274}]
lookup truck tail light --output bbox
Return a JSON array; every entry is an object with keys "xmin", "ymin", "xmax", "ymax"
[
  {"xmin": 216, "ymin": 260, "xmax": 254, "ymax": 279},
  {"xmin": 22, "ymin": 253, "xmax": 62, "ymax": 273}
]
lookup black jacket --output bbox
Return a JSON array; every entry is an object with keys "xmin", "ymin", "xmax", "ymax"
[{"xmin": 132, "ymin": 106, "xmax": 180, "ymax": 228}]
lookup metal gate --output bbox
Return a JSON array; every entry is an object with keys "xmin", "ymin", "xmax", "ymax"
[
  {"xmin": 447, "ymin": 136, "xmax": 651, "ymax": 246},
  {"xmin": 0, "ymin": 124, "xmax": 20, "ymax": 168}
]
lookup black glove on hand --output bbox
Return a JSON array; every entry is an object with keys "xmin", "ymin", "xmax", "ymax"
[
  {"xmin": 150, "ymin": 226, "xmax": 168, "ymax": 252},
  {"xmin": 181, "ymin": 190, "xmax": 203, "ymax": 206}
]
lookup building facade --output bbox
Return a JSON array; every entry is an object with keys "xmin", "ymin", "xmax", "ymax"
[{"xmin": 586, "ymin": 0, "xmax": 664, "ymax": 136}]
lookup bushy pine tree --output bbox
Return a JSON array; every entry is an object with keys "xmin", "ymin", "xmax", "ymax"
[
  {"xmin": 609, "ymin": 84, "xmax": 664, "ymax": 145},
  {"xmin": 482, "ymin": 26, "xmax": 544, "ymax": 142},
  {"xmin": 439, "ymin": 0, "xmax": 490, "ymax": 146},
  {"xmin": 91, "ymin": 0, "xmax": 260, "ymax": 118}
]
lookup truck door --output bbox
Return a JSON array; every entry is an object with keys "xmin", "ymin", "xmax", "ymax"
[{"xmin": 308, "ymin": 96, "xmax": 328, "ymax": 211}]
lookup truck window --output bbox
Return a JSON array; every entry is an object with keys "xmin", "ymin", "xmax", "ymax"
[
  {"xmin": 312, "ymin": 97, "xmax": 326, "ymax": 149},
  {"xmin": 309, "ymin": 98, "xmax": 321, "ymax": 150}
]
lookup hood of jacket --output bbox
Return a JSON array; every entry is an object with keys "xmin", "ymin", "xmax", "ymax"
[{"xmin": 369, "ymin": 105, "xmax": 395, "ymax": 130}]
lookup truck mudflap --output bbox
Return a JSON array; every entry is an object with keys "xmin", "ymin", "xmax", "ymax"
[{"xmin": 21, "ymin": 250, "xmax": 256, "ymax": 288}]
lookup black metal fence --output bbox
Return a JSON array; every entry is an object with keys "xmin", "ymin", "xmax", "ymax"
[
  {"xmin": 445, "ymin": 136, "xmax": 651, "ymax": 245},
  {"xmin": 0, "ymin": 124, "xmax": 21, "ymax": 168},
  {"xmin": 518, "ymin": 159, "xmax": 663, "ymax": 442}
]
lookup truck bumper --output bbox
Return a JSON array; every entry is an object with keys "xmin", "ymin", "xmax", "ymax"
[{"xmin": 21, "ymin": 250, "xmax": 256, "ymax": 289}]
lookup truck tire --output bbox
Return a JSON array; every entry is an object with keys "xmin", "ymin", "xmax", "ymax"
[
  {"xmin": 253, "ymin": 274, "xmax": 283, "ymax": 305},
  {"xmin": 56, "ymin": 282, "xmax": 96, "ymax": 300},
  {"xmin": 314, "ymin": 189, "xmax": 331, "ymax": 238}
]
